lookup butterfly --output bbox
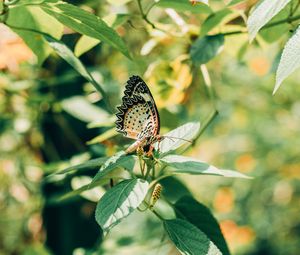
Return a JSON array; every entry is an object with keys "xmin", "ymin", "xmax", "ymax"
[{"xmin": 115, "ymin": 75, "xmax": 162, "ymax": 154}]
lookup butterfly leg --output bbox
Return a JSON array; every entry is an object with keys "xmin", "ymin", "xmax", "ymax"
[
  {"xmin": 125, "ymin": 140, "xmax": 141, "ymax": 154},
  {"xmin": 126, "ymin": 139, "xmax": 147, "ymax": 154},
  {"xmin": 146, "ymin": 144, "xmax": 155, "ymax": 157}
]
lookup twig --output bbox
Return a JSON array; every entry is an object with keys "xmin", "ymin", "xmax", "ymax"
[
  {"xmin": 151, "ymin": 209, "xmax": 164, "ymax": 220},
  {"xmin": 219, "ymin": 14, "xmax": 300, "ymax": 37},
  {"xmin": 136, "ymin": 0, "xmax": 155, "ymax": 28},
  {"xmin": 149, "ymin": 174, "xmax": 172, "ymax": 189},
  {"xmin": 187, "ymin": 64, "xmax": 219, "ymax": 147},
  {"xmin": 193, "ymin": 109, "xmax": 218, "ymax": 144},
  {"xmin": 145, "ymin": 1, "xmax": 157, "ymax": 17},
  {"xmin": 144, "ymin": 162, "xmax": 152, "ymax": 180}
]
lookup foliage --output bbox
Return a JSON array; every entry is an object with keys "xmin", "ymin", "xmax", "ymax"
[{"xmin": 1, "ymin": 0, "xmax": 300, "ymax": 255}]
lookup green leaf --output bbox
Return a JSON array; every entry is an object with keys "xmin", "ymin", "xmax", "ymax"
[
  {"xmin": 107, "ymin": 0, "xmax": 133, "ymax": 5},
  {"xmin": 7, "ymin": 0, "xmax": 59, "ymax": 6},
  {"xmin": 247, "ymin": 0, "xmax": 292, "ymax": 42},
  {"xmin": 175, "ymin": 196, "xmax": 230, "ymax": 255},
  {"xmin": 74, "ymin": 14, "xmax": 129, "ymax": 57},
  {"xmin": 61, "ymin": 96, "xmax": 110, "ymax": 123},
  {"xmin": 258, "ymin": 7, "xmax": 290, "ymax": 43},
  {"xmin": 87, "ymin": 117, "xmax": 115, "ymax": 128},
  {"xmin": 164, "ymin": 218, "xmax": 221, "ymax": 255},
  {"xmin": 41, "ymin": 1, "xmax": 131, "ymax": 58},
  {"xmin": 274, "ymin": 25, "xmax": 300, "ymax": 94},
  {"xmin": 95, "ymin": 178, "xmax": 149, "ymax": 232},
  {"xmin": 46, "ymin": 156, "xmax": 108, "ymax": 177},
  {"xmin": 6, "ymin": 5, "xmax": 63, "ymax": 64},
  {"xmin": 49, "ymin": 177, "xmax": 110, "ymax": 204},
  {"xmin": 74, "ymin": 36, "xmax": 100, "ymax": 57},
  {"xmin": 74, "ymin": 13, "xmax": 115, "ymax": 57},
  {"xmin": 191, "ymin": 0, "xmax": 209, "ymax": 4},
  {"xmin": 43, "ymin": 35, "xmax": 111, "ymax": 110},
  {"xmin": 160, "ymin": 176, "xmax": 192, "ymax": 203},
  {"xmin": 92, "ymin": 151, "xmax": 136, "ymax": 184},
  {"xmin": 155, "ymin": 122, "xmax": 200, "ymax": 155},
  {"xmin": 200, "ymin": 9, "xmax": 232, "ymax": 36},
  {"xmin": 190, "ymin": 34, "xmax": 224, "ymax": 65},
  {"xmin": 227, "ymin": 0, "xmax": 245, "ymax": 6},
  {"xmin": 156, "ymin": 0, "xmax": 212, "ymax": 14},
  {"xmin": 71, "ymin": 176, "xmax": 106, "ymax": 202},
  {"xmin": 87, "ymin": 128, "xmax": 118, "ymax": 144},
  {"xmin": 160, "ymin": 155, "xmax": 251, "ymax": 178}
]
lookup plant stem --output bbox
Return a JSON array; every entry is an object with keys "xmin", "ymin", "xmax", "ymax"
[
  {"xmin": 194, "ymin": 109, "xmax": 218, "ymax": 144},
  {"xmin": 220, "ymin": 14, "xmax": 300, "ymax": 37},
  {"xmin": 136, "ymin": 0, "xmax": 156, "ymax": 28},
  {"xmin": 151, "ymin": 208, "xmax": 164, "ymax": 220},
  {"xmin": 152, "ymin": 162, "xmax": 156, "ymax": 179},
  {"xmin": 141, "ymin": 201, "xmax": 164, "ymax": 220},
  {"xmin": 182, "ymin": 65, "xmax": 218, "ymax": 150},
  {"xmin": 139, "ymin": 155, "xmax": 145, "ymax": 177},
  {"xmin": 292, "ymin": 1, "xmax": 300, "ymax": 16},
  {"xmin": 200, "ymin": 64, "xmax": 217, "ymax": 109},
  {"xmin": 144, "ymin": 162, "xmax": 152, "ymax": 180},
  {"xmin": 149, "ymin": 174, "xmax": 172, "ymax": 189},
  {"xmin": 265, "ymin": 14, "xmax": 300, "ymax": 28},
  {"xmin": 145, "ymin": 1, "xmax": 157, "ymax": 16}
]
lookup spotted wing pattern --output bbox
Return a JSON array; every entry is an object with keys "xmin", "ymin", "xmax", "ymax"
[{"xmin": 115, "ymin": 76, "xmax": 160, "ymax": 141}]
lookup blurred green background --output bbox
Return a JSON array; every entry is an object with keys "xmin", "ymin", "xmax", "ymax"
[{"xmin": 1, "ymin": 0, "xmax": 300, "ymax": 254}]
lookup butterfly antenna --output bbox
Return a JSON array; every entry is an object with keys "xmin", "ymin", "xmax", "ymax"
[{"xmin": 163, "ymin": 135, "xmax": 192, "ymax": 143}]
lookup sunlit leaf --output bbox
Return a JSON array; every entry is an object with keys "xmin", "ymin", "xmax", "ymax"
[
  {"xmin": 164, "ymin": 218, "xmax": 222, "ymax": 255},
  {"xmin": 190, "ymin": 0, "xmax": 209, "ymax": 5},
  {"xmin": 95, "ymin": 178, "xmax": 149, "ymax": 232},
  {"xmin": 41, "ymin": 1, "xmax": 131, "ymax": 58},
  {"xmin": 175, "ymin": 196, "xmax": 230, "ymax": 255},
  {"xmin": 200, "ymin": 9, "xmax": 232, "ymax": 36},
  {"xmin": 91, "ymin": 151, "xmax": 136, "ymax": 184},
  {"xmin": 46, "ymin": 156, "xmax": 108, "ymax": 177},
  {"xmin": 274, "ymin": 25, "xmax": 300, "ymax": 94},
  {"xmin": 154, "ymin": 122, "xmax": 200, "ymax": 155},
  {"xmin": 43, "ymin": 35, "xmax": 111, "ymax": 109},
  {"xmin": 156, "ymin": 0, "xmax": 212, "ymax": 14},
  {"xmin": 7, "ymin": 5, "xmax": 63, "ymax": 64},
  {"xmin": 247, "ymin": 0, "xmax": 292, "ymax": 42},
  {"xmin": 74, "ymin": 36, "xmax": 99, "ymax": 57},
  {"xmin": 13, "ymin": 0, "xmax": 59, "ymax": 5},
  {"xmin": 71, "ymin": 176, "xmax": 106, "ymax": 202},
  {"xmin": 227, "ymin": 0, "xmax": 245, "ymax": 6},
  {"xmin": 190, "ymin": 34, "xmax": 224, "ymax": 64},
  {"xmin": 61, "ymin": 96, "xmax": 110, "ymax": 123},
  {"xmin": 48, "ymin": 178, "xmax": 110, "ymax": 203},
  {"xmin": 87, "ymin": 118, "xmax": 115, "ymax": 128},
  {"xmin": 160, "ymin": 155, "xmax": 251, "ymax": 178},
  {"xmin": 87, "ymin": 128, "xmax": 118, "ymax": 144},
  {"xmin": 258, "ymin": 8, "xmax": 290, "ymax": 43},
  {"xmin": 106, "ymin": 0, "xmax": 133, "ymax": 5},
  {"xmin": 74, "ymin": 14, "xmax": 129, "ymax": 57}
]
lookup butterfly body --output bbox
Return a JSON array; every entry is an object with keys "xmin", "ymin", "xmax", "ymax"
[{"xmin": 116, "ymin": 76, "xmax": 161, "ymax": 154}]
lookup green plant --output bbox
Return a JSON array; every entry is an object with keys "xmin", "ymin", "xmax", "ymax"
[
  {"xmin": 1, "ymin": 0, "xmax": 300, "ymax": 254},
  {"xmin": 47, "ymin": 120, "xmax": 250, "ymax": 254}
]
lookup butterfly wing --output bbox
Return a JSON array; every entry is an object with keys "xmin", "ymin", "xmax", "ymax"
[{"xmin": 115, "ymin": 75, "xmax": 160, "ymax": 140}]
